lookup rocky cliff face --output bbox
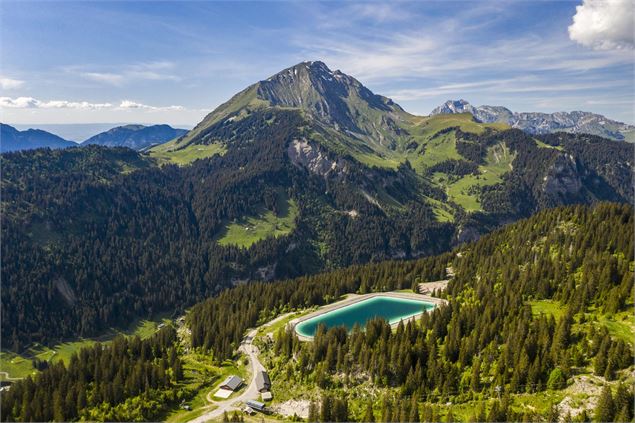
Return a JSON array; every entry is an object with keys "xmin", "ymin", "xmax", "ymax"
[
  {"xmin": 431, "ymin": 100, "xmax": 634, "ymax": 141},
  {"xmin": 542, "ymin": 154, "xmax": 583, "ymax": 203},
  {"xmin": 287, "ymin": 138, "xmax": 349, "ymax": 178}
]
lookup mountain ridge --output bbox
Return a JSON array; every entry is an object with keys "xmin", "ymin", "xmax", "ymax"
[
  {"xmin": 431, "ymin": 99, "xmax": 635, "ymax": 141},
  {"xmin": 0, "ymin": 123, "xmax": 77, "ymax": 152},
  {"xmin": 82, "ymin": 124, "xmax": 187, "ymax": 150}
]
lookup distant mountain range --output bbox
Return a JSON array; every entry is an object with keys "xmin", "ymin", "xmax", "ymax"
[
  {"xmin": 0, "ymin": 124, "xmax": 77, "ymax": 153},
  {"xmin": 431, "ymin": 99, "xmax": 635, "ymax": 142},
  {"xmin": 82, "ymin": 124, "xmax": 187, "ymax": 150},
  {"xmin": 1, "ymin": 123, "xmax": 187, "ymax": 152}
]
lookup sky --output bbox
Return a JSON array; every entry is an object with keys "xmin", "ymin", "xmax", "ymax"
[{"xmin": 1, "ymin": 0, "xmax": 633, "ymax": 128}]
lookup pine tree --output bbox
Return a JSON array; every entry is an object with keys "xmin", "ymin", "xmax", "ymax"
[
  {"xmin": 446, "ymin": 407, "xmax": 455, "ymax": 423},
  {"xmin": 173, "ymin": 358, "xmax": 184, "ymax": 381},
  {"xmin": 614, "ymin": 406, "xmax": 630, "ymax": 423},
  {"xmin": 409, "ymin": 397, "xmax": 420, "ymax": 423},
  {"xmin": 595, "ymin": 385, "xmax": 615, "ymax": 423},
  {"xmin": 53, "ymin": 390, "xmax": 64, "ymax": 422},
  {"xmin": 308, "ymin": 400, "xmax": 319, "ymax": 422},
  {"xmin": 613, "ymin": 383, "xmax": 633, "ymax": 422},
  {"xmin": 470, "ymin": 357, "xmax": 481, "ymax": 392},
  {"xmin": 320, "ymin": 395, "xmax": 332, "ymax": 423},
  {"xmin": 363, "ymin": 400, "xmax": 375, "ymax": 422},
  {"xmin": 547, "ymin": 367, "xmax": 566, "ymax": 390}
]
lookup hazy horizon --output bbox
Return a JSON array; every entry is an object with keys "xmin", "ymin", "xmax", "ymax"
[{"xmin": 7, "ymin": 122, "xmax": 195, "ymax": 142}]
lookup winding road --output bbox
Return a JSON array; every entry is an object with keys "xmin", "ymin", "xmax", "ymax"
[{"xmin": 188, "ymin": 313, "xmax": 292, "ymax": 423}]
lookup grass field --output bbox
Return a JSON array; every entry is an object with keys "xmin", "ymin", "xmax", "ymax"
[
  {"xmin": 528, "ymin": 299, "xmax": 567, "ymax": 320},
  {"xmin": 425, "ymin": 196, "xmax": 455, "ymax": 223},
  {"xmin": 431, "ymin": 142, "xmax": 515, "ymax": 212},
  {"xmin": 0, "ymin": 317, "xmax": 170, "ymax": 380},
  {"xmin": 217, "ymin": 192, "xmax": 299, "ymax": 248},
  {"xmin": 148, "ymin": 139, "xmax": 227, "ymax": 165},
  {"xmin": 598, "ymin": 311, "xmax": 634, "ymax": 344}
]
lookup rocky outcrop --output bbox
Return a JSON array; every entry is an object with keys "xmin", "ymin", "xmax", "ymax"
[
  {"xmin": 542, "ymin": 154, "xmax": 583, "ymax": 202},
  {"xmin": 54, "ymin": 278, "xmax": 77, "ymax": 306},
  {"xmin": 287, "ymin": 139, "xmax": 349, "ymax": 178}
]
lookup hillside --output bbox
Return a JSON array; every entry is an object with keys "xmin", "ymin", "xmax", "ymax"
[
  {"xmin": 0, "ymin": 123, "xmax": 76, "ymax": 152},
  {"xmin": 3, "ymin": 203, "xmax": 633, "ymax": 422},
  {"xmin": 431, "ymin": 99, "xmax": 635, "ymax": 142},
  {"xmin": 81, "ymin": 124, "xmax": 187, "ymax": 150},
  {"xmin": 2, "ymin": 61, "xmax": 633, "ymax": 352}
]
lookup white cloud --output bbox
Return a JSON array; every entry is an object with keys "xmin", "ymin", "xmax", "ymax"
[
  {"xmin": 118, "ymin": 100, "xmax": 184, "ymax": 111},
  {"xmin": 0, "ymin": 96, "xmax": 112, "ymax": 109},
  {"xmin": 349, "ymin": 4, "xmax": 410, "ymax": 23},
  {"xmin": 0, "ymin": 77, "xmax": 25, "ymax": 90},
  {"xmin": 75, "ymin": 61, "xmax": 181, "ymax": 86},
  {"xmin": 569, "ymin": 0, "xmax": 634, "ymax": 50},
  {"xmin": 81, "ymin": 72, "xmax": 125, "ymax": 85},
  {"xmin": 0, "ymin": 96, "xmax": 183, "ymax": 111},
  {"xmin": 387, "ymin": 78, "xmax": 628, "ymax": 101}
]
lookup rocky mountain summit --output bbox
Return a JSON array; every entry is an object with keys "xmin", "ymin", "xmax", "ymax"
[
  {"xmin": 431, "ymin": 99, "xmax": 634, "ymax": 141},
  {"xmin": 179, "ymin": 61, "xmax": 409, "ymax": 149}
]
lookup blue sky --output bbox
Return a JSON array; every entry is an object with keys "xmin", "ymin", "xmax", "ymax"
[{"xmin": 1, "ymin": 0, "xmax": 633, "ymax": 126}]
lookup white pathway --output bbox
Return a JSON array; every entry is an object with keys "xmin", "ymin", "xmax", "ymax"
[{"xmin": 188, "ymin": 313, "xmax": 292, "ymax": 423}]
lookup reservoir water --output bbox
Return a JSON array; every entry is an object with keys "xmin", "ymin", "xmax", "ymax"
[{"xmin": 295, "ymin": 295, "xmax": 435, "ymax": 338}]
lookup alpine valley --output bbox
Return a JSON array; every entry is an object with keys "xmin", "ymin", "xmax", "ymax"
[{"xmin": 1, "ymin": 61, "xmax": 634, "ymax": 423}]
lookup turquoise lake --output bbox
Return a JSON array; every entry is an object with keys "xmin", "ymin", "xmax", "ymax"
[{"xmin": 295, "ymin": 295, "xmax": 435, "ymax": 338}]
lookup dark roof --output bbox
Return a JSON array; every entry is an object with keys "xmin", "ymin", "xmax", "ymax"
[
  {"xmin": 255, "ymin": 370, "xmax": 271, "ymax": 391},
  {"xmin": 246, "ymin": 400, "xmax": 265, "ymax": 411},
  {"xmin": 220, "ymin": 375, "xmax": 243, "ymax": 391}
]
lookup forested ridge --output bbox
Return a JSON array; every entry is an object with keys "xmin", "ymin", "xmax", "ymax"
[
  {"xmin": 2, "ymin": 203, "xmax": 632, "ymax": 422},
  {"xmin": 269, "ymin": 202, "xmax": 634, "ymax": 422},
  {"xmin": 2, "ymin": 105, "xmax": 633, "ymax": 352},
  {"xmin": 1, "ymin": 327, "xmax": 186, "ymax": 422}
]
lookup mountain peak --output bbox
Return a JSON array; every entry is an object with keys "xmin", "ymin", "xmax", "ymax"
[
  {"xmin": 183, "ymin": 60, "xmax": 407, "ymax": 147},
  {"xmin": 431, "ymin": 99, "xmax": 475, "ymax": 115},
  {"xmin": 430, "ymin": 99, "xmax": 634, "ymax": 141}
]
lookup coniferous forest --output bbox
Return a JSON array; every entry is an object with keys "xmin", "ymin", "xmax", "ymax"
[
  {"xmin": 2, "ymin": 109, "xmax": 633, "ymax": 352},
  {"xmin": 3, "ymin": 202, "xmax": 633, "ymax": 422}
]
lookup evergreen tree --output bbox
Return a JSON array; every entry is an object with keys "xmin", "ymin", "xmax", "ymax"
[
  {"xmin": 363, "ymin": 400, "xmax": 375, "ymax": 422},
  {"xmin": 595, "ymin": 385, "xmax": 615, "ymax": 423},
  {"xmin": 308, "ymin": 400, "xmax": 319, "ymax": 422},
  {"xmin": 320, "ymin": 395, "xmax": 333, "ymax": 423}
]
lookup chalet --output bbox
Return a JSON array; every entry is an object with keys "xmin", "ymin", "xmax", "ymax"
[
  {"xmin": 219, "ymin": 375, "xmax": 243, "ymax": 391},
  {"xmin": 255, "ymin": 370, "xmax": 271, "ymax": 392},
  {"xmin": 245, "ymin": 400, "xmax": 266, "ymax": 412}
]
